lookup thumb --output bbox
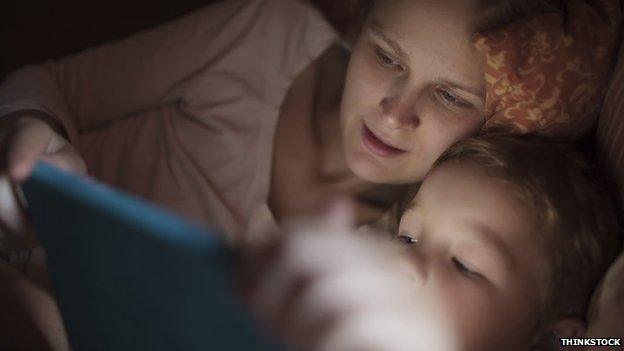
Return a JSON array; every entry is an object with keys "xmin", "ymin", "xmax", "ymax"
[
  {"xmin": 3, "ymin": 123, "xmax": 54, "ymax": 182},
  {"xmin": 39, "ymin": 144, "xmax": 87, "ymax": 176}
]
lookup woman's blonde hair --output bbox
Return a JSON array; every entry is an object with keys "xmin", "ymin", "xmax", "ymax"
[
  {"xmin": 359, "ymin": 0, "xmax": 565, "ymax": 32},
  {"xmin": 475, "ymin": 0, "xmax": 565, "ymax": 31}
]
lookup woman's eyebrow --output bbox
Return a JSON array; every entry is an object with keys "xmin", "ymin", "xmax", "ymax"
[
  {"xmin": 369, "ymin": 21, "xmax": 407, "ymax": 59},
  {"xmin": 369, "ymin": 21, "xmax": 484, "ymax": 101}
]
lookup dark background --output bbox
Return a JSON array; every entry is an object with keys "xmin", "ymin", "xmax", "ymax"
[
  {"xmin": 0, "ymin": 0, "xmax": 214, "ymax": 79},
  {"xmin": 0, "ymin": 0, "xmax": 357, "ymax": 79}
]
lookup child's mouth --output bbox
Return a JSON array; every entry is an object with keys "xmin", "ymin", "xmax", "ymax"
[{"xmin": 362, "ymin": 124, "xmax": 408, "ymax": 158}]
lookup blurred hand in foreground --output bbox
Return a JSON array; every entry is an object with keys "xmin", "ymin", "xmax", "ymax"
[{"xmin": 242, "ymin": 200, "xmax": 457, "ymax": 351}]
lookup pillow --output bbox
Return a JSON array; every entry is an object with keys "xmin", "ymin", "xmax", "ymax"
[{"xmin": 474, "ymin": 0, "xmax": 621, "ymax": 141}]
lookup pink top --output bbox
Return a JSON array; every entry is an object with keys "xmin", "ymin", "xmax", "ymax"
[{"xmin": 0, "ymin": 0, "xmax": 339, "ymax": 245}]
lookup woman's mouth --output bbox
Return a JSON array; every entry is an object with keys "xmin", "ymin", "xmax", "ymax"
[{"xmin": 361, "ymin": 124, "xmax": 408, "ymax": 158}]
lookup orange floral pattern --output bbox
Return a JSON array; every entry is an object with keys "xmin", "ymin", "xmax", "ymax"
[{"xmin": 473, "ymin": 0, "xmax": 621, "ymax": 140}]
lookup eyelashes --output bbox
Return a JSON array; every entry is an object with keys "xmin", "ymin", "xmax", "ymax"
[
  {"xmin": 435, "ymin": 88, "xmax": 472, "ymax": 109},
  {"xmin": 374, "ymin": 47, "xmax": 405, "ymax": 72},
  {"xmin": 396, "ymin": 234, "xmax": 418, "ymax": 245},
  {"xmin": 371, "ymin": 46, "xmax": 473, "ymax": 110},
  {"xmin": 395, "ymin": 234, "xmax": 485, "ymax": 281},
  {"xmin": 452, "ymin": 257, "xmax": 484, "ymax": 280}
]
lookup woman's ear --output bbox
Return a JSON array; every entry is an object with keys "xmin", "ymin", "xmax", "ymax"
[{"xmin": 531, "ymin": 318, "xmax": 586, "ymax": 350}]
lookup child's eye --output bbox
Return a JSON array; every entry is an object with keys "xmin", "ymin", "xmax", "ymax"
[
  {"xmin": 375, "ymin": 48, "xmax": 404, "ymax": 72},
  {"xmin": 396, "ymin": 234, "xmax": 418, "ymax": 245},
  {"xmin": 452, "ymin": 257, "xmax": 483, "ymax": 280}
]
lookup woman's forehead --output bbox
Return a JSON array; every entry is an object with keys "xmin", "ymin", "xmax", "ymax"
[
  {"xmin": 370, "ymin": 0, "xmax": 481, "ymax": 31},
  {"xmin": 364, "ymin": 6, "xmax": 486, "ymax": 91}
]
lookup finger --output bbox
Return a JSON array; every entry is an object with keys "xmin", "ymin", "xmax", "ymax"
[
  {"xmin": 290, "ymin": 269, "xmax": 411, "ymax": 333},
  {"xmin": 0, "ymin": 175, "xmax": 25, "ymax": 234},
  {"xmin": 39, "ymin": 144, "xmax": 87, "ymax": 176},
  {"xmin": 320, "ymin": 309, "xmax": 456, "ymax": 351},
  {"xmin": 250, "ymin": 225, "xmax": 387, "ymax": 325},
  {"xmin": 322, "ymin": 197, "xmax": 356, "ymax": 231},
  {"xmin": 249, "ymin": 236, "xmax": 328, "ymax": 322},
  {"xmin": 319, "ymin": 312, "xmax": 416, "ymax": 351},
  {"xmin": 3, "ymin": 121, "xmax": 55, "ymax": 181}
]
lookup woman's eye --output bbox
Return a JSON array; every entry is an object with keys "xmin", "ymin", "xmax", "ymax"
[
  {"xmin": 437, "ymin": 89, "xmax": 471, "ymax": 109},
  {"xmin": 375, "ymin": 48, "xmax": 403, "ymax": 71},
  {"xmin": 452, "ymin": 257, "xmax": 483, "ymax": 280},
  {"xmin": 396, "ymin": 234, "xmax": 418, "ymax": 245},
  {"xmin": 440, "ymin": 90, "xmax": 458, "ymax": 103}
]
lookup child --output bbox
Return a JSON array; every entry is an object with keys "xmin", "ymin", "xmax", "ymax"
[{"xmin": 247, "ymin": 134, "xmax": 622, "ymax": 350}]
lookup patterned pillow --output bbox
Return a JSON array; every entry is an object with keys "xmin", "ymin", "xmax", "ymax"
[{"xmin": 474, "ymin": 0, "xmax": 621, "ymax": 141}]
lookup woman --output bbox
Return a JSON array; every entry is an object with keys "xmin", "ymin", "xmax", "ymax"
[
  {"xmin": 0, "ymin": 0, "xmax": 618, "ymax": 349},
  {"xmin": 2, "ymin": 0, "xmax": 603, "ymax": 246}
]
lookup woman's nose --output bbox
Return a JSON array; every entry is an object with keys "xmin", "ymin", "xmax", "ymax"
[{"xmin": 379, "ymin": 94, "xmax": 421, "ymax": 129}]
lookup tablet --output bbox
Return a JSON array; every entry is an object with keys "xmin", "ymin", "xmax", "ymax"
[{"xmin": 21, "ymin": 163, "xmax": 279, "ymax": 351}]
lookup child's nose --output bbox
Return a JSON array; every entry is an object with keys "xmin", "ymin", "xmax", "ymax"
[{"xmin": 394, "ymin": 251, "xmax": 428, "ymax": 287}]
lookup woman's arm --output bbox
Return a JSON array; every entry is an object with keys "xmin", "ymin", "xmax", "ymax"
[
  {"xmin": 584, "ymin": 250, "xmax": 624, "ymax": 344},
  {"xmin": 0, "ymin": 249, "xmax": 69, "ymax": 351},
  {"xmin": 0, "ymin": 0, "xmax": 255, "ymax": 142}
]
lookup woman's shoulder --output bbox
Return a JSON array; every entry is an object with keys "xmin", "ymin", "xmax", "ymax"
[
  {"xmin": 181, "ymin": 0, "xmax": 337, "ymax": 40},
  {"xmin": 184, "ymin": 0, "xmax": 338, "ymax": 64},
  {"xmin": 208, "ymin": 0, "xmax": 334, "ymax": 28},
  {"xmin": 255, "ymin": 0, "xmax": 339, "ymax": 39},
  {"xmin": 178, "ymin": 0, "xmax": 340, "ymax": 106}
]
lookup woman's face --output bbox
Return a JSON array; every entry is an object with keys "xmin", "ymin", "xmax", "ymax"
[{"xmin": 339, "ymin": 0, "xmax": 487, "ymax": 184}]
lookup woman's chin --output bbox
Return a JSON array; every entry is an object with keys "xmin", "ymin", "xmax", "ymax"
[{"xmin": 347, "ymin": 154, "xmax": 404, "ymax": 184}]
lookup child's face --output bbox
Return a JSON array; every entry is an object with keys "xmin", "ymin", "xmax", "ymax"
[
  {"xmin": 396, "ymin": 161, "xmax": 550, "ymax": 350},
  {"xmin": 339, "ymin": 0, "xmax": 486, "ymax": 184}
]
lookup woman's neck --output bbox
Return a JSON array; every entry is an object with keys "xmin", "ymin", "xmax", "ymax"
[
  {"xmin": 313, "ymin": 45, "xmax": 393, "ymax": 198},
  {"xmin": 313, "ymin": 46, "xmax": 361, "ymax": 190},
  {"xmin": 313, "ymin": 45, "xmax": 408, "ymax": 218}
]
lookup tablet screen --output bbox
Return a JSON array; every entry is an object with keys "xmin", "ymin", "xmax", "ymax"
[{"xmin": 21, "ymin": 163, "xmax": 279, "ymax": 351}]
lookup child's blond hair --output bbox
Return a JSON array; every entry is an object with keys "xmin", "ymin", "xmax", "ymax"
[{"xmin": 396, "ymin": 134, "xmax": 621, "ymax": 327}]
